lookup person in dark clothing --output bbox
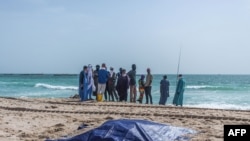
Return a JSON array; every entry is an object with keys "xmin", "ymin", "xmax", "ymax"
[
  {"xmin": 115, "ymin": 67, "xmax": 123, "ymax": 100},
  {"xmin": 108, "ymin": 67, "xmax": 118, "ymax": 101},
  {"xmin": 116, "ymin": 69, "xmax": 129, "ymax": 102},
  {"xmin": 104, "ymin": 73, "xmax": 109, "ymax": 101},
  {"xmin": 159, "ymin": 75, "xmax": 170, "ymax": 105},
  {"xmin": 93, "ymin": 65, "xmax": 100, "ymax": 100},
  {"xmin": 79, "ymin": 66, "xmax": 88, "ymax": 101},
  {"xmin": 127, "ymin": 64, "xmax": 137, "ymax": 103},
  {"xmin": 116, "ymin": 68, "xmax": 123, "ymax": 79}
]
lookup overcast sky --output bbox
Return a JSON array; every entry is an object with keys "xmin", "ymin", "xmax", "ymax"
[{"xmin": 0, "ymin": 0, "xmax": 249, "ymax": 74}]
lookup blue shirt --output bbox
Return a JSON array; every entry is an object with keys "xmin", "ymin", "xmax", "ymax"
[{"xmin": 98, "ymin": 69, "xmax": 109, "ymax": 84}]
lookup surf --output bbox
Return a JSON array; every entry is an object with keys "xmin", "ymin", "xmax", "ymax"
[{"xmin": 35, "ymin": 83, "xmax": 78, "ymax": 90}]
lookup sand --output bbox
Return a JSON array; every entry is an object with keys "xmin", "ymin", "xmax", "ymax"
[{"xmin": 0, "ymin": 97, "xmax": 249, "ymax": 141}]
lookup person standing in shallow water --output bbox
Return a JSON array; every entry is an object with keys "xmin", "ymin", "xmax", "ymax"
[
  {"xmin": 159, "ymin": 75, "xmax": 170, "ymax": 105},
  {"xmin": 145, "ymin": 68, "xmax": 153, "ymax": 104},
  {"xmin": 127, "ymin": 64, "xmax": 137, "ymax": 103},
  {"xmin": 173, "ymin": 74, "xmax": 185, "ymax": 106}
]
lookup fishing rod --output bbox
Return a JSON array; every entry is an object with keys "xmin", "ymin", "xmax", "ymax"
[{"xmin": 176, "ymin": 46, "xmax": 182, "ymax": 82}]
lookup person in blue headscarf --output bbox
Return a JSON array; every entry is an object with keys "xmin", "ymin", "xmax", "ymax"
[
  {"xmin": 173, "ymin": 74, "xmax": 185, "ymax": 106},
  {"xmin": 159, "ymin": 75, "xmax": 170, "ymax": 105}
]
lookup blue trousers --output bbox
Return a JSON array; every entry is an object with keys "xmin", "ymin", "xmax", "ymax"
[{"xmin": 87, "ymin": 87, "xmax": 92, "ymax": 99}]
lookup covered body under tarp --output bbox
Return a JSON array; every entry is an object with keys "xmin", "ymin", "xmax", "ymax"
[{"xmin": 46, "ymin": 119, "xmax": 197, "ymax": 141}]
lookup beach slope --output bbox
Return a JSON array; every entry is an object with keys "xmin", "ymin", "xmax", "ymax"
[{"xmin": 0, "ymin": 97, "xmax": 249, "ymax": 141}]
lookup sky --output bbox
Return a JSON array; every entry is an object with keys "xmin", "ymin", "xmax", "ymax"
[{"xmin": 0, "ymin": 0, "xmax": 250, "ymax": 74}]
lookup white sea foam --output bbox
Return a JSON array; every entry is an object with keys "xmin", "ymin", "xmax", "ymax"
[
  {"xmin": 186, "ymin": 85, "xmax": 217, "ymax": 89},
  {"xmin": 185, "ymin": 103, "xmax": 250, "ymax": 110},
  {"xmin": 35, "ymin": 83, "xmax": 78, "ymax": 90},
  {"xmin": 20, "ymin": 96, "xmax": 29, "ymax": 99},
  {"xmin": 0, "ymin": 81, "xmax": 23, "ymax": 85}
]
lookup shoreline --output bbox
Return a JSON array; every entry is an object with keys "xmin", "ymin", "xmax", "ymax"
[
  {"xmin": 0, "ymin": 97, "xmax": 250, "ymax": 141},
  {"xmin": 2, "ymin": 96, "xmax": 250, "ymax": 112},
  {"xmin": 0, "ymin": 96, "xmax": 250, "ymax": 112}
]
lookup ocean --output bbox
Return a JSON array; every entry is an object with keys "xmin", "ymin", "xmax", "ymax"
[{"xmin": 0, "ymin": 74, "xmax": 250, "ymax": 110}]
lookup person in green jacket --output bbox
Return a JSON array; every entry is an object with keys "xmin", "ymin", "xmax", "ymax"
[{"xmin": 173, "ymin": 74, "xmax": 185, "ymax": 106}]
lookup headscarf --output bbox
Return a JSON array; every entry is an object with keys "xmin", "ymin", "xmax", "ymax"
[
  {"xmin": 87, "ymin": 64, "xmax": 93, "ymax": 78},
  {"xmin": 87, "ymin": 64, "xmax": 95, "ymax": 91}
]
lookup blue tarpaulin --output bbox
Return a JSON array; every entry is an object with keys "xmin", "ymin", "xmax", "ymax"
[{"xmin": 46, "ymin": 119, "xmax": 197, "ymax": 141}]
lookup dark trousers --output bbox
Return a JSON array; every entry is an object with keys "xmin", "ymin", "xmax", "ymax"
[
  {"xmin": 145, "ymin": 86, "xmax": 152, "ymax": 104},
  {"xmin": 119, "ymin": 90, "xmax": 128, "ymax": 102},
  {"xmin": 104, "ymin": 88, "xmax": 108, "ymax": 101},
  {"xmin": 108, "ymin": 85, "xmax": 118, "ymax": 101}
]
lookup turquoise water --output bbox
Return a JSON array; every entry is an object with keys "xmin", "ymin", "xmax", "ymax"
[{"xmin": 0, "ymin": 74, "xmax": 250, "ymax": 110}]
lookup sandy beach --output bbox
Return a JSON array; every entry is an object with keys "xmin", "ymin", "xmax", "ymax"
[{"xmin": 0, "ymin": 97, "xmax": 249, "ymax": 141}]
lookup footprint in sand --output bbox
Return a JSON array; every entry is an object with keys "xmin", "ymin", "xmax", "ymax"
[
  {"xmin": 54, "ymin": 127, "xmax": 64, "ymax": 132},
  {"xmin": 38, "ymin": 134, "xmax": 49, "ymax": 139},
  {"xmin": 54, "ymin": 123, "xmax": 65, "ymax": 127},
  {"xmin": 51, "ymin": 106, "xmax": 58, "ymax": 109},
  {"xmin": 19, "ymin": 132, "xmax": 31, "ymax": 138}
]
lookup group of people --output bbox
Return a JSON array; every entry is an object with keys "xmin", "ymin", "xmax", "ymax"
[{"xmin": 79, "ymin": 63, "xmax": 185, "ymax": 106}]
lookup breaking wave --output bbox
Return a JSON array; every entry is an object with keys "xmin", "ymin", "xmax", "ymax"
[
  {"xmin": 35, "ymin": 83, "xmax": 78, "ymax": 90},
  {"xmin": 186, "ymin": 85, "xmax": 246, "ymax": 91}
]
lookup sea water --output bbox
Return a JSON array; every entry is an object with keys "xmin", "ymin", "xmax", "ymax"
[{"xmin": 0, "ymin": 74, "xmax": 250, "ymax": 110}]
